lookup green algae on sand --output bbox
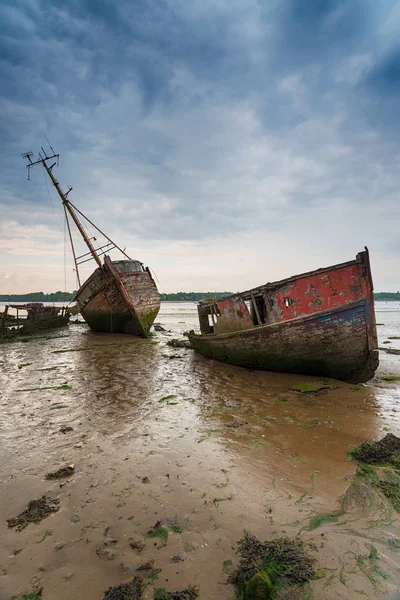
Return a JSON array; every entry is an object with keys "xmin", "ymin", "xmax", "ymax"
[
  {"xmin": 290, "ymin": 382, "xmax": 336, "ymax": 394},
  {"xmin": 147, "ymin": 521, "xmax": 168, "ymax": 546},
  {"xmin": 308, "ymin": 514, "xmax": 339, "ymax": 531},
  {"xmin": 15, "ymin": 384, "xmax": 71, "ymax": 392}
]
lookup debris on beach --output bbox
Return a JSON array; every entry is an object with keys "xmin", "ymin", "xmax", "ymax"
[
  {"xmin": 7, "ymin": 496, "xmax": 60, "ymax": 531},
  {"xmin": 226, "ymin": 418, "xmax": 248, "ymax": 428},
  {"xmin": 59, "ymin": 425, "xmax": 73, "ymax": 434},
  {"xmin": 167, "ymin": 515, "xmax": 183, "ymax": 534},
  {"xmin": 154, "ymin": 323, "xmax": 167, "ymax": 331},
  {"xmin": 154, "ymin": 586, "xmax": 199, "ymax": 599},
  {"xmin": 103, "ymin": 575, "xmax": 144, "ymax": 600},
  {"xmin": 129, "ymin": 538, "xmax": 145, "ymax": 552},
  {"xmin": 136, "ymin": 559, "xmax": 155, "ymax": 571},
  {"xmin": 45, "ymin": 464, "xmax": 75, "ymax": 480},
  {"xmin": 170, "ymin": 555, "xmax": 184, "ymax": 563},
  {"xmin": 166, "ymin": 339, "xmax": 190, "ymax": 349},
  {"xmin": 228, "ymin": 533, "xmax": 314, "ymax": 599},
  {"xmin": 382, "ymin": 348, "xmax": 400, "ymax": 355},
  {"xmin": 96, "ymin": 545, "xmax": 116, "ymax": 561},
  {"xmin": 349, "ymin": 433, "xmax": 400, "ymax": 467}
]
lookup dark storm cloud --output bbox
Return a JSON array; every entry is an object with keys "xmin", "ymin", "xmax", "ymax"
[
  {"xmin": 0, "ymin": 0, "xmax": 399, "ymax": 278},
  {"xmin": 274, "ymin": 0, "xmax": 373, "ymax": 64},
  {"xmin": 368, "ymin": 48, "xmax": 400, "ymax": 94}
]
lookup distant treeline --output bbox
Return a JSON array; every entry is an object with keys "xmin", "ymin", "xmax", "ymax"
[
  {"xmin": 374, "ymin": 292, "xmax": 400, "ymax": 301},
  {"xmin": 0, "ymin": 291, "xmax": 232, "ymax": 303},
  {"xmin": 159, "ymin": 292, "xmax": 232, "ymax": 301},
  {"xmin": 1, "ymin": 291, "xmax": 398, "ymax": 303},
  {"xmin": 0, "ymin": 291, "xmax": 76, "ymax": 303}
]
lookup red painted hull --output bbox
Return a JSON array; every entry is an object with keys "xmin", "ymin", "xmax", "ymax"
[{"xmin": 191, "ymin": 249, "xmax": 378, "ymax": 383}]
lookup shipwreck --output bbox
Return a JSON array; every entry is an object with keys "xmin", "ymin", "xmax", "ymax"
[
  {"xmin": 190, "ymin": 249, "xmax": 378, "ymax": 383},
  {"xmin": 1, "ymin": 303, "xmax": 69, "ymax": 338},
  {"xmin": 22, "ymin": 148, "xmax": 160, "ymax": 337}
]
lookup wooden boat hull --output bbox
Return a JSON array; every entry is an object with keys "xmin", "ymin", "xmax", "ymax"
[
  {"xmin": 191, "ymin": 301, "xmax": 378, "ymax": 383},
  {"xmin": 191, "ymin": 249, "xmax": 378, "ymax": 383},
  {"xmin": 1, "ymin": 303, "xmax": 70, "ymax": 339},
  {"xmin": 75, "ymin": 258, "xmax": 160, "ymax": 337}
]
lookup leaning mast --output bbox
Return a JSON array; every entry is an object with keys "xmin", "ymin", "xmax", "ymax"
[{"xmin": 22, "ymin": 147, "xmax": 131, "ymax": 288}]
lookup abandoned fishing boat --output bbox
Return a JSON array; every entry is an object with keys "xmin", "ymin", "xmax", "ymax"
[
  {"xmin": 1, "ymin": 303, "xmax": 70, "ymax": 339},
  {"xmin": 190, "ymin": 248, "xmax": 378, "ymax": 383},
  {"xmin": 23, "ymin": 148, "xmax": 160, "ymax": 337}
]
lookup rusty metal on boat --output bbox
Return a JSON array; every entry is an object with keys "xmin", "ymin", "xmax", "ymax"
[
  {"xmin": 22, "ymin": 147, "xmax": 160, "ymax": 337},
  {"xmin": 190, "ymin": 248, "xmax": 378, "ymax": 383}
]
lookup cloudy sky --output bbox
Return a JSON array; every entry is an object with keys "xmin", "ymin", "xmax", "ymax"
[{"xmin": 1, "ymin": 0, "xmax": 399, "ymax": 294}]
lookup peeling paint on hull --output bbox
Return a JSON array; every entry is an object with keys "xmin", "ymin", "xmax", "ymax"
[
  {"xmin": 191, "ymin": 249, "xmax": 378, "ymax": 383},
  {"xmin": 191, "ymin": 302, "xmax": 378, "ymax": 383},
  {"xmin": 75, "ymin": 259, "xmax": 160, "ymax": 337}
]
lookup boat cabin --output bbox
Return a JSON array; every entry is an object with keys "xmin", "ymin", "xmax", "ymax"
[
  {"xmin": 197, "ymin": 250, "xmax": 373, "ymax": 336},
  {"xmin": 113, "ymin": 260, "xmax": 144, "ymax": 274}
]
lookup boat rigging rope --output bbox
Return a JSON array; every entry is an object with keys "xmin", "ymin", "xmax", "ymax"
[{"xmin": 149, "ymin": 266, "xmax": 160, "ymax": 284}]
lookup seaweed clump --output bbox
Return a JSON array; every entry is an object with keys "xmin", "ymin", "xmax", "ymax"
[
  {"xmin": 45, "ymin": 464, "xmax": 75, "ymax": 480},
  {"xmin": 228, "ymin": 533, "xmax": 314, "ymax": 599},
  {"xmin": 7, "ymin": 496, "xmax": 60, "ymax": 531},
  {"xmin": 154, "ymin": 586, "xmax": 199, "ymax": 599},
  {"xmin": 103, "ymin": 576, "xmax": 144, "ymax": 600},
  {"xmin": 349, "ymin": 433, "xmax": 400, "ymax": 468},
  {"xmin": 348, "ymin": 436, "xmax": 400, "ymax": 514}
]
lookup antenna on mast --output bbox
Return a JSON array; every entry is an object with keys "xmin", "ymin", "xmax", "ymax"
[{"xmin": 43, "ymin": 132, "xmax": 56, "ymax": 157}]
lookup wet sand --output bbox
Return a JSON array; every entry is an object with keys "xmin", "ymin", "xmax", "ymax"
[{"xmin": 1, "ymin": 301, "xmax": 400, "ymax": 599}]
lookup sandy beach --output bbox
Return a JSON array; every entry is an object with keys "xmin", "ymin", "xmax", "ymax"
[{"xmin": 1, "ymin": 301, "xmax": 399, "ymax": 599}]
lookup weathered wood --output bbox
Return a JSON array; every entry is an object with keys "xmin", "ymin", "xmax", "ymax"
[
  {"xmin": 75, "ymin": 258, "xmax": 160, "ymax": 337},
  {"xmin": 2, "ymin": 305, "xmax": 8, "ymax": 333},
  {"xmin": 250, "ymin": 292, "xmax": 262, "ymax": 326},
  {"xmin": 191, "ymin": 248, "xmax": 378, "ymax": 383}
]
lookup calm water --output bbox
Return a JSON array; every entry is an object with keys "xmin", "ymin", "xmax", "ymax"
[{"xmin": 0, "ymin": 301, "xmax": 399, "ymax": 599}]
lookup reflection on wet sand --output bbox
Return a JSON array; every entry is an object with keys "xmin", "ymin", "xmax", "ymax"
[{"xmin": 0, "ymin": 302, "xmax": 399, "ymax": 599}]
